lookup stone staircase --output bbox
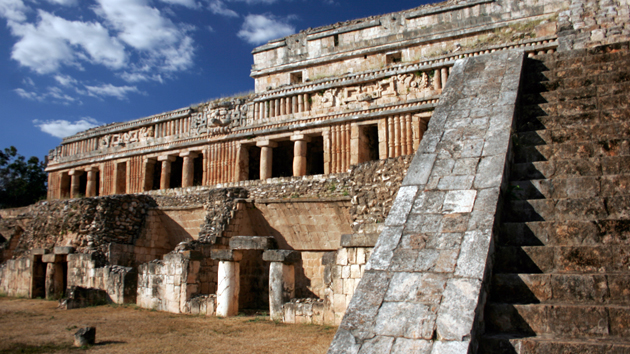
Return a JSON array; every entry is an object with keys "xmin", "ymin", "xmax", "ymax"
[{"xmin": 481, "ymin": 43, "xmax": 630, "ymax": 353}]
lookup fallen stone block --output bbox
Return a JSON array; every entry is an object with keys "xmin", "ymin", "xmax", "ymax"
[{"xmin": 73, "ymin": 327, "xmax": 96, "ymax": 347}]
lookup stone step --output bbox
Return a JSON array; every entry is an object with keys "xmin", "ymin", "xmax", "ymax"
[
  {"xmin": 513, "ymin": 139, "xmax": 630, "ymax": 163},
  {"xmin": 485, "ymin": 303, "xmax": 630, "ymax": 339},
  {"xmin": 493, "ymin": 245, "xmax": 630, "ymax": 274},
  {"xmin": 503, "ymin": 197, "xmax": 630, "ymax": 223},
  {"xmin": 489, "ymin": 273, "xmax": 630, "ymax": 305},
  {"xmin": 479, "ymin": 334, "xmax": 630, "ymax": 354},
  {"xmin": 515, "ymin": 123, "xmax": 630, "ymax": 147},
  {"xmin": 499, "ymin": 220, "xmax": 630, "ymax": 247},
  {"xmin": 510, "ymin": 156, "xmax": 630, "ymax": 181},
  {"xmin": 508, "ymin": 175, "xmax": 630, "ymax": 200},
  {"xmin": 517, "ymin": 107, "xmax": 630, "ymax": 132}
]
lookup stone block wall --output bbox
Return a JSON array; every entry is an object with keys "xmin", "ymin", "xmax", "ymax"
[
  {"xmin": 67, "ymin": 253, "xmax": 137, "ymax": 304},
  {"xmin": 136, "ymin": 248, "xmax": 218, "ymax": 314},
  {"xmin": 0, "ymin": 257, "xmax": 31, "ymax": 297}
]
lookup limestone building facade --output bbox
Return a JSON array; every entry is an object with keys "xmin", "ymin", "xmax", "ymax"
[{"xmin": 2, "ymin": 0, "xmax": 630, "ymax": 352}]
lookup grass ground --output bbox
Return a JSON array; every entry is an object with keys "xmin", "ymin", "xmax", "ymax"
[{"xmin": 0, "ymin": 297, "xmax": 336, "ymax": 354}]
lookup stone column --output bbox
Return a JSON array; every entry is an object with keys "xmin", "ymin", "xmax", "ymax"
[
  {"xmin": 263, "ymin": 250, "xmax": 299, "ymax": 322},
  {"xmin": 68, "ymin": 170, "xmax": 83, "ymax": 198},
  {"xmin": 257, "ymin": 140, "xmax": 277, "ymax": 180},
  {"xmin": 212, "ymin": 250, "xmax": 242, "ymax": 317},
  {"xmin": 180, "ymin": 151, "xmax": 198, "ymax": 188},
  {"xmin": 433, "ymin": 68, "xmax": 442, "ymax": 90},
  {"xmin": 86, "ymin": 168, "xmax": 98, "ymax": 197},
  {"xmin": 158, "ymin": 155, "xmax": 176, "ymax": 190},
  {"xmin": 291, "ymin": 135, "xmax": 310, "ymax": 177}
]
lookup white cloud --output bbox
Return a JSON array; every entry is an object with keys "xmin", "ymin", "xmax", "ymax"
[
  {"xmin": 15, "ymin": 86, "xmax": 78, "ymax": 103},
  {"xmin": 83, "ymin": 83, "xmax": 139, "ymax": 100},
  {"xmin": 237, "ymin": 14, "xmax": 294, "ymax": 45},
  {"xmin": 33, "ymin": 117, "xmax": 101, "ymax": 138},
  {"xmin": 95, "ymin": 0, "xmax": 195, "ymax": 73},
  {"xmin": 119, "ymin": 72, "xmax": 163, "ymax": 83},
  {"xmin": 23, "ymin": 77, "xmax": 34, "ymax": 86},
  {"xmin": 208, "ymin": 0, "xmax": 238, "ymax": 17},
  {"xmin": 54, "ymin": 74, "xmax": 78, "ymax": 87},
  {"xmin": 9, "ymin": 10, "xmax": 126, "ymax": 74},
  {"xmin": 44, "ymin": 0, "xmax": 78, "ymax": 6},
  {"xmin": 15, "ymin": 88, "xmax": 40, "ymax": 100},
  {"xmin": 159, "ymin": 0, "xmax": 198, "ymax": 8},
  {"xmin": 0, "ymin": 0, "xmax": 28, "ymax": 23}
]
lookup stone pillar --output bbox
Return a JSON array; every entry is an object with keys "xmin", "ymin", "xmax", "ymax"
[
  {"xmin": 263, "ymin": 250, "xmax": 299, "ymax": 322},
  {"xmin": 257, "ymin": 140, "xmax": 277, "ymax": 180},
  {"xmin": 433, "ymin": 68, "xmax": 442, "ymax": 90},
  {"xmin": 212, "ymin": 250, "xmax": 242, "ymax": 317},
  {"xmin": 86, "ymin": 168, "xmax": 98, "ymax": 197},
  {"xmin": 69, "ymin": 170, "xmax": 83, "ymax": 198},
  {"xmin": 304, "ymin": 94, "xmax": 310, "ymax": 111},
  {"xmin": 291, "ymin": 135, "xmax": 310, "ymax": 177},
  {"xmin": 180, "ymin": 151, "xmax": 198, "ymax": 188},
  {"xmin": 298, "ymin": 95, "xmax": 304, "ymax": 113},
  {"xmin": 441, "ymin": 67, "xmax": 449, "ymax": 87},
  {"xmin": 158, "ymin": 155, "xmax": 176, "ymax": 190}
]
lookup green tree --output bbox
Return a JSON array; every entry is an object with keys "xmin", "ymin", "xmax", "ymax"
[{"xmin": 0, "ymin": 146, "xmax": 47, "ymax": 208}]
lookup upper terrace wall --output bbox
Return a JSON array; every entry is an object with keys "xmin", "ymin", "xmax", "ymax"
[{"xmin": 250, "ymin": 0, "xmax": 564, "ymax": 92}]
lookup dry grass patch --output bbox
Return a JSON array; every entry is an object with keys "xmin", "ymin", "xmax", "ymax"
[{"xmin": 0, "ymin": 297, "xmax": 336, "ymax": 354}]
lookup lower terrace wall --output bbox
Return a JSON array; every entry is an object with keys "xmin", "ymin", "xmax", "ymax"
[
  {"xmin": 67, "ymin": 253, "xmax": 137, "ymax": 304},
  {"xmin": 0, "ymin": 258, "xmax": 31, "ymax": 297}
]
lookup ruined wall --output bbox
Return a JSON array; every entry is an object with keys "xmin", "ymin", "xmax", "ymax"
[
  {"xmin": 8, "ymin": 195, "xmax": 154, "ymax": 261},
  {"xmin": 67, "ymin": 253, "xmax": 137, "ymax": 304},
  {"xmin": 0, "ymin": 258, "xmax": 31, "ymax": 297},
  {"xmin": 136, "ymin": 247, "xmax": 218, "ymax": 314}
]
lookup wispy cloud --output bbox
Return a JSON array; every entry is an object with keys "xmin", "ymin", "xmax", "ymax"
[
  {"xmin": 54, "ymin": 74, "xmax": 78, "ymax": 87},
  {"xmin": 159, "ymin": 0, "xmax": 199, "ymax": 8},
  {"xmin": 83, "ymin": 83, "xmax": 140, "ymax": 100},
  {"xmin": 208, "ymin": 0, "xmax": 238, "ymax": 17},
  {"xmin": 44, "ymin": 0, "xmax": 78, "ymax": 6},
  {"xmin": 237, "ymin": 14, "xmax": 295, "ymax": 45},
  {"xmin": 33, "ymin": 117, "xmax": 102, "ymax": 138},
  {"xmin": 15, "ymin": 86, "xmax": 78, "ymax": 104}
]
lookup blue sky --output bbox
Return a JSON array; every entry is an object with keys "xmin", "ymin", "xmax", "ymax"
[{"xmin": 0, "ymin": 0, "xmax": 432, "ymax": 161}]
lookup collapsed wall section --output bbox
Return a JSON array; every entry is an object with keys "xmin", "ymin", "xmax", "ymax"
[{"xmin": 328, "ymin": 50, "xmax": 524, "ymax": 353}]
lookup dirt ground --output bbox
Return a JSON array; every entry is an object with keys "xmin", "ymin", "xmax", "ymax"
[{"xmin": 0, "ymin": 297, "xmax": 336, "ymax": 354}]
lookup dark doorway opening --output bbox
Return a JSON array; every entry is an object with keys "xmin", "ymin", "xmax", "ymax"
[
  {"xmin": 272, "ymin": 140, "xmax": 294, "ymax": 178},
  {"xmin": 78, "ymin": 172, "xmax": 88, "ymax": 197},
  {"xmin": 152, "ymin": 162, "xmax": 162, "ymax": 190},
  {"xmin": 31, "ymin": 256, "xmax": 46, "ymax": 299},
  {"xmin": 170, "ymin": 157, "xmax": 183, "ymax": 188},
  {"xmin": 193, "ymin": 154, "xmax": 204, "ymax": 186},
  {"xmin": 307, "ymin": 136, "xmax": 325, "ymax": 175},
  {"xmin": 60, "ymin": 173, "xmax": 70, "ymax": 199},
  {"xmin": 238, "ymin": 250, "xmax": 269, "ymax": 311},
  {"xmin": 94, "ymin": 170, "xmax": 101, "ymax": 196},
  {"xmin": 359, "ymin": 124, "xmax": 380, "ymax": 163},
  {"xmin": 248, "ymin": 146, "xmax": 261, "ymax": 181}
]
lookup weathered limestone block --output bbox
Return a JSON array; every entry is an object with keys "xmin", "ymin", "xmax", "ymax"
[
  {"xmin": 229, "ymin": 236, "xmax": 276, "ymax": 250},
  {"xmin": 73, "ymin": 327, "xmax": 96, "ymax": 347}
]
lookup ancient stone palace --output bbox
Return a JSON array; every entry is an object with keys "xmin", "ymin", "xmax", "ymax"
[{"xmin": 2, "ymin": 0, "xmax": 630, "ymax": 352}]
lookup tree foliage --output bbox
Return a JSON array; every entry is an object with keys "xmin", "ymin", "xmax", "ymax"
[{"xmin": 0, "ymin": 146, "xmax": 47, "ymax": 208}]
